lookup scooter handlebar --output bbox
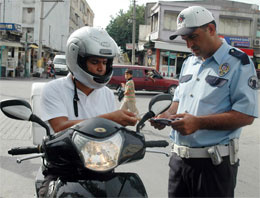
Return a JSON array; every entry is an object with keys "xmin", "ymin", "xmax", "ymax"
[
  {"xmin": 145, "ymin": 140, "xmax": 169, "ymax": 148},
  {"xmin": 8, "ymin": 146, "xmax": 41, "ymax": 155}
]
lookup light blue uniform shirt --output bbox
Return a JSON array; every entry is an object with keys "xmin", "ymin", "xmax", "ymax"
[{"xmin": 171, "ymin": 42, "xmax": 258, "ymax": 147}]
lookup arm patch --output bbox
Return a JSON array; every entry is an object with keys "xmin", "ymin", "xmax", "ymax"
[{"xmin": 229, "ymin": 48, "xmax": 250, "ymax": 65}]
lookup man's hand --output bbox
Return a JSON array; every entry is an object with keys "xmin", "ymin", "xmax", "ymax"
[{"xmin": 100, "ymin": 110, "xmax": 138, "ymax": 126}]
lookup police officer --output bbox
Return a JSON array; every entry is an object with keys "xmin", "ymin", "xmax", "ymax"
[{"xmin": 151, "ymin": 6, "xmax": 258, "ymax": 197}]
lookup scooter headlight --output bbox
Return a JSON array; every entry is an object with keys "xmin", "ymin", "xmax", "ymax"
[{"xmin": 73, "ymin": 132, "xmax": 123, "ymax": 172}]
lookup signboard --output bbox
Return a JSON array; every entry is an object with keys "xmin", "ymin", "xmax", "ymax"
[
  {"xmin": 147, "ymin": 56, "xmax": 153, "ymax": 66},
  {"xmin": 147, "ymin": 49, "xmax": 152, "ymax": 56},
  {"xmin": 240, "ymin": 48, "xmax": 254, "ymax": 57},
  {"xmin": 126, "ymin": 43, "xmax": 138, "ymax": 50},
  {"xmin": 0, "ymin": 23, "xmax": 21, "ymax": 32},
  {"xmin": 220, "ymin": 35, "xmax": 250, "ymax": 47}
]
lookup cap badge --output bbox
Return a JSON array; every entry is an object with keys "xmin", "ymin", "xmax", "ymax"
[
  {"xmin": 178, "ymin": 14, "xmax": 185, "ymax": 24},
  {"xmin": 218, "ymin": 63, "xmax": 230, "ymax": 76},
  {"xmin": 94, "ymin": 127, "xmax": 107, "ymax": 133}
]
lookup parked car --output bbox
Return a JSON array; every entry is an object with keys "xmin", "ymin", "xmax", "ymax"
[
  {"xmin": 53, "ymin": 55, "xmax": 68, "ymax": 75},
  {"xmin": 107, "ymin": 65, "xmax": 179, "ymax": 95}
]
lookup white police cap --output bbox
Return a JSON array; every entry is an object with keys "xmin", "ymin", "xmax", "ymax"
[{"xmin": 169, "ymin": 6, "xmax": 215, "ymax": 40}]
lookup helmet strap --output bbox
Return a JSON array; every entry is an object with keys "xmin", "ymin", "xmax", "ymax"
[{"xmin": 73, "ymin": 77, "xmax": 80, "ymax": 117}]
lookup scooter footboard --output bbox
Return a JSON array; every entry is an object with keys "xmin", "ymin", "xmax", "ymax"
[{"xmin": 49, "ymin": 172, "xmax": 147, "ymax": 197}]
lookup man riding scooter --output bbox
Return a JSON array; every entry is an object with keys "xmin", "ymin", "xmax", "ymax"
[{"xmin": 38, "ymin": 26, "xmax": 138, "ymax": 197}]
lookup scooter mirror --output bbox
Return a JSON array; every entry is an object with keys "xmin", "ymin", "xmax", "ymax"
[
  {"xmin": 136, "ymin": 94, "xmax": 172, "ymax": 132},
  {"xmin": 149, "ymin": 93, "xmax": 172, "ymax": 115},
  {"xmin": 0, "ymin": 99, "xmax": 51, "ymax": 136},
  {"xmin": 0, "ymin": 99, "xmax": 33, "ymax": 121}
]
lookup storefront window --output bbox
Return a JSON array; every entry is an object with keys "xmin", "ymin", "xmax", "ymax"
[
  {"xmin": 256, "ymin": 31, "xmax": 260, "ymax": 38},
  {"xmin": 162, "ymin": 56, "xmax": 175, "ymax": 66},
  {"xmin": 256, "ymin": 58, "xmax": 260, "ymax": 70},
  {"xmin": 8, "ymin": 48, "xmax": 14, "ymax": 58}
]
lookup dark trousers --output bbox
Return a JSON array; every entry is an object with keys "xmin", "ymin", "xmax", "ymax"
[
  {"xmin": 168, "ymin": 153, "xmax": 239, "ymax": 198},
  {"xmin": 38, "ymin": 174, "xmax": 58, "ymax": 198}
]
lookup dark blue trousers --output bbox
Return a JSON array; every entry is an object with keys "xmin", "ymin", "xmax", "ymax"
[{"xmin": 168, "ymin": 153, "xmax": 239, "ymax": 197}]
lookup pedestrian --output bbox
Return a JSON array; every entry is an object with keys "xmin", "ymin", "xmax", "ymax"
[
  {"xmin": 49, "ymin": 62, "xmax": 56, "ymax": 79},
  {"xmin": 39, "ymin": 26, "xmax": 138, "ymax": 197},
  {"xmin": 120, "ymin": 69, "xmax": 139, "ymax": 118},
  {"xmin": 151, "ymin": 6, "xmax": 258, "ymax": 198},
  {"xmin": 46, "ymin": 58, "xmax": 55, "ymax": 79}
]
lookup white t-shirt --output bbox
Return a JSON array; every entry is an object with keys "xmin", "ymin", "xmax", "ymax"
[{"xmin": 40, "ymin": 74, "xmax": 116, "ymax": 122}]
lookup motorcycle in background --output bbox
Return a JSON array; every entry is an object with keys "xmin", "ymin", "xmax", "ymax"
[{"xmin": 0, "ymin": 94, "xmax": 172, "ymax": 197}]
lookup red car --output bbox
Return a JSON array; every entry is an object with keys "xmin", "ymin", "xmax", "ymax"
[{"xmin": 107, "ymin": 65, "xmax": 179, "ymax": 95}]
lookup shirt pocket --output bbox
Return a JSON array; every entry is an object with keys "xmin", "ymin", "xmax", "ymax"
[
  {"xmin": 205, "ymin": 75, "xmax": 228, "ymax": 87},
  {"xmin": 180, "ymin": 74, "xmax": 193, "ymax": 83}
]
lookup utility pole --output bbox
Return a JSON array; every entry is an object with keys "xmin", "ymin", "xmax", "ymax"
[
  {"xmin": 24, "ymin": 32, "xmax": 29, "ymax": 77},
  {"xmin": 37, "ymin": 0, "xmax": 61, "ymax": 75},
  {"xmin": 3, "ymin": 0, "xmax": 6, "ymax": 22},
  {"xmin": 61, "ymin": 34, "xmax": 64, "ymax": 52},
  {"xmin": 37, "ymin": 0, "xmax": 44, "ymax": 71},
  {"xmin": 0, "ymin": 46, "xmax": 5, "ymax": 78},
  {"xmin": 131, "ymin": 0, "xmax": 136, "ymax": 65},
  {"xmin": 48, "ymin": 25, "xmax": 51, "ymax": 46}
]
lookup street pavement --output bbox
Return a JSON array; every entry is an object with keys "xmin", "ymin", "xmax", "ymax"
[{"xmin": 0, "ymin": 76, "xmax": 259, "ymax": 198}]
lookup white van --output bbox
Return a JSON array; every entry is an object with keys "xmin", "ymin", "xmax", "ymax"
[{"xmin": 53, "ymin": 54, "xmax": 68, "ymax": 75}]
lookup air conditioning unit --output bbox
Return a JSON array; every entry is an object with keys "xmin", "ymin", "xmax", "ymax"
[{"xmin": 253, "ymin": 39, "xmax": 260, "ymax": 46}]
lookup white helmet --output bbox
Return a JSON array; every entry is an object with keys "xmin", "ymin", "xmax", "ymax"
[{"xmin": 66, "ymin": 26, "xmax": 119, "ymax": 89}]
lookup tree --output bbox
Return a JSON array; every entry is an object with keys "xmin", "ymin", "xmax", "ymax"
[{"xmin": 106, "ymin": 4, "xmax": 145, "ymax": 55}]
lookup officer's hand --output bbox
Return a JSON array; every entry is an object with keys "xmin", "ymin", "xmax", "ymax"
[
  {"xmin": 150, "ymin": 119, "xmax": 167, "ymax": 130},
  {"xmin": 169, "ymin": 113, "xmax": 200, "ymax": 135},
  {"xmin": 149, "ymin": 115, "xmax": 167, "ymax": 130}
]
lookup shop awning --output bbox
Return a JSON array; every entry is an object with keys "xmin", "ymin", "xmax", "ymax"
[
  {"xmin": 239, "ymin": 48, "xmax": 254, "ymax": 58},
  {"xmin": 0, "ymin": 41, "xmax": 23, "ymax": 47},
  {"xmin": 29, "ymin": 44, "xmax": 38, "ymax": 49},
  {"xmin": 154, "ymin": 41, "xmax": 191, "ymax": 53}
]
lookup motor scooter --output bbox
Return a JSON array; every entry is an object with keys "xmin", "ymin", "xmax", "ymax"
[{"xmin": 0, "ymin": 93, "xmax": 172, "ymax": 197}]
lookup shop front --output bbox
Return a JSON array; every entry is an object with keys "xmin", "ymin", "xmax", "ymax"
[
  {"xmin": 254, "ymin": 49, "xmax": 260, "ymax": 79},
  {"xmin": 153, "ymin": 41, "xmax": 191, "ymax": 78},
  {"xmin": 0, "ymin": 41, "xmax": 23, "ymax": 77}
]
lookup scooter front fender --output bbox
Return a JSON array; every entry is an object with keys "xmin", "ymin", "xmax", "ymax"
[{"xmin": 48, "ymin": 172, "xmax": 147, "ymax": 198}]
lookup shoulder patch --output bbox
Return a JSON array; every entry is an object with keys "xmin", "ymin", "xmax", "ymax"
[
  {"xmin": 248, "ymin": 76, "xmax": 259, "ymax": 90},
  {"xmin": 229, "ymin": 48, "xmax": 250, "ymax": 65}
]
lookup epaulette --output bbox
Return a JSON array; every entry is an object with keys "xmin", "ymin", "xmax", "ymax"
[{"xmin": 229, "ymin": 48, "xmax": 250, "ymax": 65}]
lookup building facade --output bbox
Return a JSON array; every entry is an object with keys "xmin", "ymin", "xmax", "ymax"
[
  {"xmin": 0, "ymin": 0, "xmax": 94, "ymax": 77},
  {"xmin": 140, "ymin": 0, "xmax": 260, "ymax": 78}
]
